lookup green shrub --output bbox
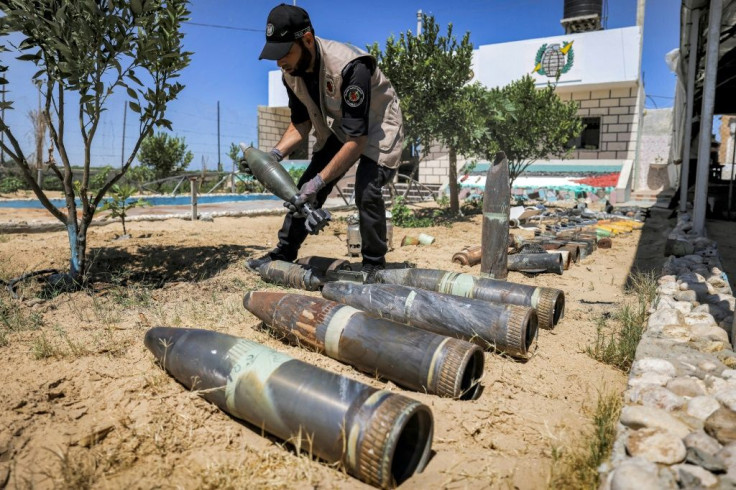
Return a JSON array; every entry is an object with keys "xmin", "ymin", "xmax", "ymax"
[{"xmin": 0, "ymin": 176, "xmax": 26, "ymax": 193}]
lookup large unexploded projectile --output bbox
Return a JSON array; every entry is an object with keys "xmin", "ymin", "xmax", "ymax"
[
  {"xmin": 144, "ymin": 327, "xmax": 433, "ymax": 488},
  {"xmin": 242, "ymin": 291, "xmax": 484, "ymax": 400},
  {"xmin": 295, "ymin": 255, "xmax": 352, "ymax": 273},
  {"xmin": 481, "ymin": 151, "xmax": 510, "ymax": 279},
  {"xmin": 375, "ymin": 268, "xmax": 564, "ymax": 330},
  {"xmin": 321, "ymin": 282, "xmax": 537, "ymax": 359},
  {"xmin": 240, "ymin": 144, "xmax": 330, "ymax": 234},
  {"xmin": 507, "ymin": 252, "xmax": 563, "ymax": 275}
]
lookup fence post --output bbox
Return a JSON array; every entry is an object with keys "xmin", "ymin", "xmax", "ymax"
[{"xmin": 190, "ymin": 176, "xmax": 199, "ymax": 221}]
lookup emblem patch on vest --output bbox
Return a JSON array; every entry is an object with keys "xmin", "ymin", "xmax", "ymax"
[
  {"xmin": 325, "ymin": 77, "xmax": 336, "ymax": 97},
  {"xmin": 343, "ymin": 85, "xmax": 364, "ymax": 108}
]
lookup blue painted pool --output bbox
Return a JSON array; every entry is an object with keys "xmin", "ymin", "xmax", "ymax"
[
  {"xmin": 461, "ymin": 162, "xmax": 623, "ymax": 175},
  {"xmin": 0, "ymin": 193, "xmax": 281, "ymax": 209}
]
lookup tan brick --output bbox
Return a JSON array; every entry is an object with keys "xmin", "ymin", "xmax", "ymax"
[
  {"xmin": 591, "ymin": 89, "xmax": 610, "ymax": 99},
  {"xmin": 580, "ymin": 99, "xmax": 600, "ymax": 108},
  {"xmin": 589, "ymin": 108, "xmax": 609, "ymax": 116},
  {"xmin": 617, "ymin": 133, "xmax": 632, "ymax": 142},
  {"xmin": 601, "ymin": 133, "xmax": 617, "ymax": 142},
  {"xmin": 609, "ymin": 124, "xmax": 628, "ymax": 132},
  {"xmin": 610, "ymin": 88, "xmax": 632, "ymax": 98},
  {"xmin": 620, "ymin": 97, "xmax": 637, "ymax": 105},
  {"xmin": 600, "ymin": 98, "xmax": 621, "ymax": 108},
  {"xmin": 598, "ymin": 151, "xmax": 617, "ymax": 159},
  {"xmin": 606, "ymin": 142, "xmax": 628, "ymax": 151},
  {"xmin": 578, "ymin": 151, "xmax": 599, "ymax": 159},
  {"xmin": 573, "ymin": 91, "xmax": 591, "ymax": 101},
  {"xmin": 609, "ymin": 107, "xmax": 629, "ymax": 115},
  {"xmin": 619, "ymin": 114, "xmax": 635, "ymax": 124},
  {"xmin": 616, "ymin": 151, "xmax": 634, "ymax": 159},
  {"xmin": 602, "ymin": 115, "xmax": 619, "ymax": 124},
  {"xmin": 577, "ymin": 108, "xmax": 590, "ymax": 117}
]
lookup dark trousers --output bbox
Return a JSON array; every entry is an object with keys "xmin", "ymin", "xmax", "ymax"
[{"xmin": 272, "ymin": 136, "xmax": 395, "ymax": 266}]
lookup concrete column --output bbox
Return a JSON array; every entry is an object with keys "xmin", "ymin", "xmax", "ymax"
[
  {"xmin": 693, "ymin": 0, "xmax": 722, "ymax": 236},
  {"xmin": 680, "ymin": 8, "xmax": 701, "ymax": 213}
]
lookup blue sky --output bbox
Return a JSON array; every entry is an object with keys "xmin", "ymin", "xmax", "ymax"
[{"xmin": 1, "ymin": 0, "xmax": 680, "ymax": 171}]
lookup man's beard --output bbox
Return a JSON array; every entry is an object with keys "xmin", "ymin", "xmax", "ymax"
[{"xmin": 291, "ymin": 44, "xmax": 313, "ymax": 78}]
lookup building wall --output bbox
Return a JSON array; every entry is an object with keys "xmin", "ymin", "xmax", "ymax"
[
  {"xmin": 720, "ymin": 115, "xmax": 736, "ymax": 165},
  {"xmin": 257, "ymin": 106, "xmax": 291, "ymax": 151},
  {"xmin": 558, "ymin": 85, "xmax": 639, "ymax": 161}
]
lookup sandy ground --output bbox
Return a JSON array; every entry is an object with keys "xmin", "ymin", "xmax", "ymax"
[{"xmin": 0, "ymin": 199, "xmax": 672, "ymax": 489}]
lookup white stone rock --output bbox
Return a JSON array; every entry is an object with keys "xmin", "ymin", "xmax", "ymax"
[
  {"xmin": 684, "ymin": 430, "xmax": 723, "ymax": 455},
  {"xmin": 628, "ymin": 385, "xmax": 685, "ymax": 411},
  {"xmin": 620, "ymin": 405, "xmax": 692, "ymax": 438},
  {"xmin": 626, "ymin": 428, "xmax": 687, "ymax": 464},
  {"xmin": 667, "ymin": 376, "xmax": 707, "ymax": 398},
  {"xmin": 691, "ymin": 325, "xmax": 731, "ymax": 343},
  {"xmin": 684, "ymin": 312, "xmax": 718, "ymax": 327},
  {"xmin": 673, "ymin": 290, "xmax": 698, "ymax": 304},
  {"xmin": 722, "ymin": 370, "xmax": 736, "ymax": 380},
  {"xmin": 631, "ymin": 358, "xmax": 677, "ymax": 378},
  {"xmin": 698, "ymin": 360, "xmax": 719, "ymax": 372},
  {"xmin": 629, "ymin": 373, "xmax": 673, "ymax": 388},
  {"xmin": 658, "ymin": 283, "xmax": 679, "ymax": 295},
  {"xmin": 659, "ymin": 275, "xmax": 678, "ymax": 285},
  {"xmin": 659, "ymin": 325, "xmax": 692, "ymax": 343},
  {"xmin": 708, "ymin": 275, "xmax": 729, "ymax": 289},
  {"xmin": 705, "ymin": 375, "xmax": 730, "ymax": 395},
  {"xmin": 674, "ymin": 463, "xmax": 719, "ymax": 487},
  {"xmin": 648, "ymin": 308, "xmax": 685, "ymax": 330},
  {"xmin": 679, "ymin": 271, "xmax": 706, "ymax": 283},
  {"xmin": 686, "ymin": 396, "xmax": 721, "ymax": 421},
  {"xmin": 610, "ymin": 457, "xmax": 663, "ymax": 490},
  {"xmin": 716, "ymin": 389, "xmax": 736, "ymax": 412}
]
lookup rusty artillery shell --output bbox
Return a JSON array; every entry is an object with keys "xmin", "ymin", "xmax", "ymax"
[
  {"xmin": 597, "ymin": 237, "xmax": 613, "ymax": 249},
  {"xmin": 144, "ymin": 327, "xmax": 432, "ymax": 488},
  {"xmin": 481, "ymin": 151, "xmax": 510, "ymax": 279},
  {"xmin": 547, "ymin": 250, "xmax": 571, "ymax": 270},
  {"xmin": 321, "ymin": 282, "xmax": 537, "ymax": 359},
  {"xmin": 558, "ymin": 243, "xmax": 581, "ymax": 263},
  {"xmin": 507, "ymin": 252, "xmax": 563, "ymax": 275},
  {"xmin": 452, "ymin": 245, "xmax": 482, "ymax": 266},
  {"xmin": 243, "ymin": 291, "xmax": 484, "ymax": 400},
  {"xmin": 258, "ymin": 260, "xmax": 323, "ymax": 291},
  {"xmin": 296, "ymin": 256, "xmax": 352, "ymax": 273},
  {"xmin": 376, "ymin": 268, "xmax": 564, "ymax": 330}
]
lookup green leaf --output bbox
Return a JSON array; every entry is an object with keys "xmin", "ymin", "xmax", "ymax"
[{"xmin": 129, "ymin": 101, "xmax": 141, "ymax": 113}]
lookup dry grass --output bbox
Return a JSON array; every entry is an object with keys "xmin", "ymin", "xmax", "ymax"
[
  {"xmin": 548, "ymin": 391, "xmax": 622, "ymax": 489},
  {"xmin": 586, "ymin": 270, "xmax": 657, "ymax": 372}
]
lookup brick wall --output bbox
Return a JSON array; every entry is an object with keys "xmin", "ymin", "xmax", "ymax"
[{"xmin": 558, "ymin": 85, "xmax": 640, "ymax": 160}]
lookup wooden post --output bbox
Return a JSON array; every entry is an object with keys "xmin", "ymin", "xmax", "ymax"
[{"xmin": 190, "ymin": 177, "xmax": 199, "ymax": 221}]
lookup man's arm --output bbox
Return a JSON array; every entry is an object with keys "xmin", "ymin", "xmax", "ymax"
[
  {"xmin": 318, "ymin": 135, "xmax": 367, "ymax": 184},
  {"xmin": 274, "ymin": 120, "xmax": 312, "ymax": 157}
]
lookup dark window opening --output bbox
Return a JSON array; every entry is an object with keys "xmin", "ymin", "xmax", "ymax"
[{"xmin": 567, "ymin": 116, "xmax": 601, "ymax": 150}]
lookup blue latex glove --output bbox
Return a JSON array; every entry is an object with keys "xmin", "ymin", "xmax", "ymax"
[{"xmin": 284, "ymin": 174, "xmax": 325, "ymax": 214}]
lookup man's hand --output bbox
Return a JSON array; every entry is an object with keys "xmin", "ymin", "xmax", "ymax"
[
  {"xmin": 239, "ymin": 148, "xmax": 283, "ymax": 176},
  {"xmin": 284, "ymin": 174, "xmax": 325, "ymax": 214}
]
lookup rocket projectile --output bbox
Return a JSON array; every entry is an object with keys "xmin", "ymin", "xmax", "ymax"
[
  {"xmin": 376, "ymin": 268, "xmax": 565, "ymax": 330},
  {"xmin": 144, "ymin": 326, "xmax": 433, "ymax": 488},
  {"xmin": 242, "ymin": 291, "xmax": 485, "ymax": 400},
  {"xmin": 321, "ymin": 281, "xmax": 537, "ymax": 359},
  {"xmin": 240, "ymin": 144, "xmax": 330, "ymax": 234}
]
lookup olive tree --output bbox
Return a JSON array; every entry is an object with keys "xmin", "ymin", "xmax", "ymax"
[
  {"xmin": 0, "ymin": 0, "xmax": 191, "ymax": 286},
  {"xmin": 370, "ymin": 14, "xmax": 499, "ymax": 215},
  {"xmin": 487, "ymin": 75, "xmax": 582, "ymax": 186}
]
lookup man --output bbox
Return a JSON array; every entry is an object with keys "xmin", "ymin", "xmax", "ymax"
[{"xmin": 244, "ymin": 3, "xmax": 403, "ymax": 282}]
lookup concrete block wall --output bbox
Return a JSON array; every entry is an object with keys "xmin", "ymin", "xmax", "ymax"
[
  {"xmin": 557, "ymin": 84, "xmax": 640, "ymax": 161},
  {"xmin": 257, "ymin": 106, "xmax": 291, "ymax": 151}
]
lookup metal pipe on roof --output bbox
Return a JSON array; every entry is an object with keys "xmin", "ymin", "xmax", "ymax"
[{"xmin": 693, "ymin": 0, "xmax": 723, "ymax": 236}]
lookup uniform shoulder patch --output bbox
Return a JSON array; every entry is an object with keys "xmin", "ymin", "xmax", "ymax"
[
  {"xmin": 343, "ymin": 85, "xmax": 365, "ymax": 108},
  {"xmin": 325, "ymin": 77, "xmax": 336, "ymax": 97}
]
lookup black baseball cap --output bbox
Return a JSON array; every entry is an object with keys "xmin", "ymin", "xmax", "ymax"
[{"xmin": 259, "ymin": 4, "xmax": 313, "ymax": 60}]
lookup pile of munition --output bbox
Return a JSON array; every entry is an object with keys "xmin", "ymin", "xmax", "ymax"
[
  {"xmin": 451, "ymin": 209, "xmax": 646, "ymax": 275},
  {"xmin": 144, "ymin": 254, "xmax": 567, "ymax": 487}
]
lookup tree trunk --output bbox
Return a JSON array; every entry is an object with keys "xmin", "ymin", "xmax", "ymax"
[{"xmin": 448, "ymin": 147, "xmax": 460, "ymax": 215}]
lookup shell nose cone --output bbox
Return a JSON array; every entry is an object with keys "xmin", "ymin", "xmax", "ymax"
[{"xmin": 144, "ymin": 326, "xmax": 184, "ymax": 362}]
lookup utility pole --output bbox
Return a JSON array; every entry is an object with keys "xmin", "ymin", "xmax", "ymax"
[
  {"xmin": 217, "ymin": 101, "xmax": 222, "ymax": 173},
  {"xmin": 121, "ymin": 103, "xmax": 127, "ymax": 170}
]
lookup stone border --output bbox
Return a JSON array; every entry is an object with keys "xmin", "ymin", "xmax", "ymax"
[{"xmin": 601, "ymin": 212, "xmax": 736, "ymax": 489}]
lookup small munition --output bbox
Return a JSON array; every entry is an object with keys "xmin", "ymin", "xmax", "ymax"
[
  {"xmin": 321, "ymin": 281, "xmax": 537, "ymax": 358},
  {"xmin": 547, "ymin": 249, "xmax": 571, "ymax": 270},
  {"xmin": 452, "ymin": 245, "xmax": 482, "ymax": 266},
  {"xmin": 376, "ymin": 267, "xmax": 564, "ymax": 330},
  {"xmin": 243, "ymin": 291, "xmax": 485, "ymax": 399},
  {"xmin": 144, "ymin": 327, "xmax": 433, "ymax": 489},
  {"xmin": 258, "ymin": 260, "xmax": 323, "ymax": 291}
]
